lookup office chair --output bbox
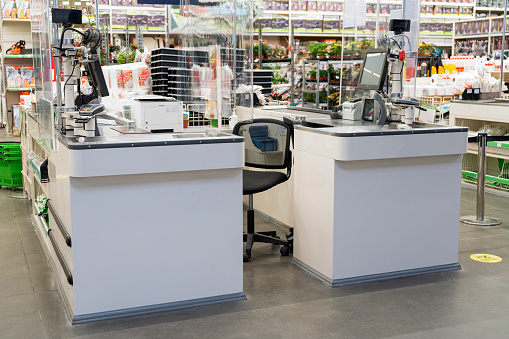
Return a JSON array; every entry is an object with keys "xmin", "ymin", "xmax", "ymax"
[{"xmin": 233, "ymin": 118, "xmax": 293, "ymax": 262}]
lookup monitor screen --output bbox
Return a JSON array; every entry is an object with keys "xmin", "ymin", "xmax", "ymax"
[{"xmin": 357, "ymin": 49, "xmax": 388, "ymax": 91}]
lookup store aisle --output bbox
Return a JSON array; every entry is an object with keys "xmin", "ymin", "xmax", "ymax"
[{"xmin": 0, "ymin": 186, "xmax": 509, "ymax": 338}]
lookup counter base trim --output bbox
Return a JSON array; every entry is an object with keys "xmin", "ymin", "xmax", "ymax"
[
  {"xmin": 72, "ymin": 292, "xmax": 247, "ymax": 324},
  {"xmin": 293, "ymin": 258, "xmax": 461, "ymax": 287}
]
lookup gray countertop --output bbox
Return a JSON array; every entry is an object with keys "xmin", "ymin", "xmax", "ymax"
[
  {"xmin": 450, "ymin": 99, "xmax": 509, "ymax": 106},
  {"xmin": 59, "ymin": 128, "xmax": 243, "ymax": 150},
  {"xmin": 295, "ymin": 119, "xmax": 468, "ymax": 137}
]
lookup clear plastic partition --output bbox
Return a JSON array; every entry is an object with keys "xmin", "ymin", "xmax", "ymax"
[
  {"xmin": 30, "ymin": 0, "xmax": 55, "ymax": 151},
  {"xmin": 301, "ymin": 0, "xmax": 421, "ymax": 109},
  {"xmin": 166, "ymin": 0, "xmax": 257, "ymax": 125}
]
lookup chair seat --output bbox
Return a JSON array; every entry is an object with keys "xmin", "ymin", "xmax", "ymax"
[{"xmin": 243, "ymin": 170, "xmax": 288, "ymax": 195}]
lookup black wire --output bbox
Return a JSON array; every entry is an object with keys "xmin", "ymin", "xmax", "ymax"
[
  {"xmin": 59, "ymin": 28, "xmax": 85, "ymax": 51},
  {"xmin": 63, "ymin": 61, "xmax": 77, "ymax": 104},
  {"xmin": 390, "ymin": 38, "xmax": 402, "ymax": 50}
]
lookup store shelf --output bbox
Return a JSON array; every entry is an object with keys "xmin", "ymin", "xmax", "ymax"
[
  {"xmin": 463, "ymin": 170, "xmax": 509, "ymax": 187},
  {"xmin": 272, "ymin": 83, "xmax": 291, "ymax": 88},
  {"xmin": 475, "ymin": 7, "xmax": 505, "ymax": 12},
  {"xmin": 111, "ymin": 30, "xmax": 166, "ymax": 35},
  {"xmin": 6, "ymin": 88, "xmax": 32, "ymax": 91},
  {"xmin": 4, "ymin": 54, "xmax": 33, "ymax": 58},
  {"xmin": 109, "ymin": 6, "xmax": 166, "ymax": 12},
  {"xmin": 421, "ymin": 15, "xmax": 466, "ymax": 19},
  {"xmin": 454, "ymin": 33, "xmax": 491, "ymax": 39},
  {"xmin": 263, "ymin": 10, "xmax": 290, "ymax": 15},
  {"xmin": 261, "ymin": 58, "xmax": 292, "ymax": 63},
  {"xmin": 1, "ymin": 18, "xmax": 31, "ymax": 23},
  {"xmin": 427, "ymin": 1, "xmax": 475, "ymax": 6},
  {"xmin": 467, "ymin": 141, "xmax": 509, "ymax": 160}
]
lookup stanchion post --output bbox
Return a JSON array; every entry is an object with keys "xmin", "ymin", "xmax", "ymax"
[
  {"xmin": 460, "ymin": 133, "xmax": 502, "ymax": 226},
  {"xmin": 476, "ymin": 133, "xmax": 487, "ymax": 221}
]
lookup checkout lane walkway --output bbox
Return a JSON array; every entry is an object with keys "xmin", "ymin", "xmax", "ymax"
[{"xmin": 1, "ymin": 185, "xmax": 509, "ymax": 338}]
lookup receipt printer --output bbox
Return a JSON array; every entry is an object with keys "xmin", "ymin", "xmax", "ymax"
[
  {"xmin": 342, "ymin": 99, "xmax": 363, "ymax": 120},
  {"xmin": 131, "ymin": 95, "xmax": 183, "ymax": 133}
]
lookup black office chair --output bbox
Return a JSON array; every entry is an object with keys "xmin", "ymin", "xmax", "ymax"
[{"xmin": 233, "ymin": 118, "xmax": 293, "ymax": 262}]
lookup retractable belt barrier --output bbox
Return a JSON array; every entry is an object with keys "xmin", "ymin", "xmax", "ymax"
[{"xmin": 461, "ymin": 133, "xmax": 509, "ymax": 226}]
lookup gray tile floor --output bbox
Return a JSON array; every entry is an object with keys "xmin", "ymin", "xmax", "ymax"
[{"xmin": 1, "ymin": 181, "xmax": 509, "ymax": 338}]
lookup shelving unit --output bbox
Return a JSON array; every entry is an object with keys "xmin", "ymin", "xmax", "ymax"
[
  {"xmin": 452, "ymin": 15, "xmax": 508, "ymax": 55},
  {"xmin": 0, "ymin": 16, "xmax": 33, "ymax": 130},
  {"xmin": 96, "ymin": 1, "xmax": 168, "ymax": 51},
  {"xmin": 254, "ymin": 0, "xmax": 480, "ymax": 48},
  {"xmin": 450, "ymin": 101, "xmax": 509, "ymax": 192}
]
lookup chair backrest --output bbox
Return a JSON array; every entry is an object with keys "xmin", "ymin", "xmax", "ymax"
[{"xmin": 233, "ymin": 118, "xmax": 293, "ymax": 170}]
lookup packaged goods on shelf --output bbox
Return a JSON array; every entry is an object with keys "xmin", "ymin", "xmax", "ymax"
[
  {"xmin": 127, "ymin": 11, "xmax": 147, "ymax": 30},
  {"xmin": 111, "ymin": 12, "xmax": 127, "ymax": 29},
  {"xmin": 20, "ymin": 66, "xmax": 34, "ymax": 88},
  {"xmin": 406, "ymin": 71, "xmax": 501, "ymax": 105},
  {"xmin": 2, "ymin": 0, "xmax": 30, "ymax": 19},
  {"xmin": 323, "ymin": 16, "xmax": 339, "ymax": 33},
  {"xmin": 306, "ymin": 14, "xmax": 322, "ymax": 33},
  {"xmin": 146, "ymin": 14, "xmax": 165, "ymax": 30},
  {"xmin": 6, "ymin": 65, "xmax": 22, "ymax": 88}
]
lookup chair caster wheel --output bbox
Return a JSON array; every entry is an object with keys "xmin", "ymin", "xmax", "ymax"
[
  {"xmin": 243, "ymin": 254, "xmax": 250, "ymax": 262},
  {"xmin": 280, "ymin": 246, "xmax": 290, "ymax": 256}
]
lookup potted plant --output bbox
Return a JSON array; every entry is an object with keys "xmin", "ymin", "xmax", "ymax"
[
  {"xmin": 275, "ymin": 44, "xmax": 285, "ymax": 59},
  {"xmin": 319, "ymin": 70, "xmax": 328, "ymax": 80},
  {"xmin": 309, "ymin": 69, "xmax": 317, "ymax": 79},
  {"xmin": 358, "ymin": 39, "xmax": 374, "ymax": 54},
  {"xmin": 303, "ymin": 92, "xmax": 315, "ymax": 102},
  {"xmin": 328, "ymin": 91, "xmax": 339, "ymax": 106},
  {"xmin": 319, "ymin": 91, "xmax": 328, "ymax": 103},
  {"xmin": 418, "ymin": 42, "xmax": 436, "ymax": 56},
  {"xmin": 317, "ymin": 43, "xmax": 328, "ymax": 58},
  {"xmin": 249, "ymin": 43, "xmax": 267, "ymax": 59},
  {"xmin": 327, "ymin": 42, "xmax": 342, "ymax": 59},
  {"xmin": 344, "ymin": 41, "xmax": 357, "ymax": 60},
  {"xmin": 328, "ymin": 65, "xmax": 337, "ymax": 82},
  {"xmin": 308, "ymin": 43, "xmax": 319, "ymax": 58}
]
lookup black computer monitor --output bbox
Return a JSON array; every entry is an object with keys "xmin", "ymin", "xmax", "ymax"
[
  {"xmin": 356, "ymin": 49, "xmax": 389, "ymax": 91},
  {"xmin": 52, "ymin": 8, "xmax": 82, "ymax": 25},
  {"xmin": 84, "ymin": 59, "xmax": 109, "ymax": 98}
]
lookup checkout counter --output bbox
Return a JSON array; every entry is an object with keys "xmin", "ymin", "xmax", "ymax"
[
  {"xmin": 239, "ymin": 105, "xmax": 468, "ymax": 286},
  {"xmin": 39, "ymin": 127, "xmax": 246, "ymax": 323}
]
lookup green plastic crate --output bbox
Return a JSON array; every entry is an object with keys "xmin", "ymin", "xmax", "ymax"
[
  {"xmin": 0, "ymin": 175, "xmax": 22, "ymax": 188},
  {"xmin": 0, "ymin": 142, "xmax": 21, "ymax": 155},
  {"xmin": 0, "ymin": 157, "xmax": 23, "ymax": 188}
]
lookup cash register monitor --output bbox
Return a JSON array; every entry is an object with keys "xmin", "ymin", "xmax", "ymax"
[{"xmin": 356, "ymin": 49, "xmax": 389, "ymax": 91}]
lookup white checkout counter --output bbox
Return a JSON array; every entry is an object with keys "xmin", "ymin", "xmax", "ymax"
[
  {"xmin": 38, "ymin": 127, "xmax": 245, "ymax": 323},
  {"xmin": 239, "ymin": 106, "xmax": 468, "ymax": 286}
]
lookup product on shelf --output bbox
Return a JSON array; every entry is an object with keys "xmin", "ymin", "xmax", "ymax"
[
  {"xmin": 20, "ymin": 66, "xmax": 34, "ymax": 88},
  {"xmin": 2, "ymin": 0, "xmax": 29, "ymax": 19},
  {"xmin": 306, "ymin": 14, "xmax": 322, "ymax": 32},
  {"xmin": 6, "ymin": 65, "xmax": 22, "ymax": 88},
  {"xmin": 111, "ymin": 13, "xmax": 127, "ymax": 29},
  {"xmin": 147, "ymin": 15, "xmax": 165, "ymax": 30},
  {"xmin": 323, "ymin": 16, "xmax": 339, "ymax": 33},
  {"xmin": 127, "ymin": 12, "xmax": 147, "ymax": 30}
]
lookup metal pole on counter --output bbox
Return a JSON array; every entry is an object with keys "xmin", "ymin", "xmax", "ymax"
[
  {"xmin": 375, "ymin": 0, "xmax": 380, "ymax": 48},
  {"xmin": 290, "ymin": 25, "xmax": 295, "ymax": 106},
  {"xmin": 95, "ymin": 0, "xmax": 100, "ymax": 55},
  {"xmin": 460, "ymin": 133, "xmax": 502, "ymax": 226},
  {"xmin": 500, "ymin": 0, "xmax": 507, "ymax": 98},
  {"xmin": 258, "ymin": 22, "xmax": 262, "ymax": 69}
]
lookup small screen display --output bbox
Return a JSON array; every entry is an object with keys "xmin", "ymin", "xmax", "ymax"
[
  {"xmin": 358, "ymin": 52, "xmax": 387, "ymax": 89},
  {"xmin": 362, "ymin": 99, "xmax": 374, "ymax": 121}
]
